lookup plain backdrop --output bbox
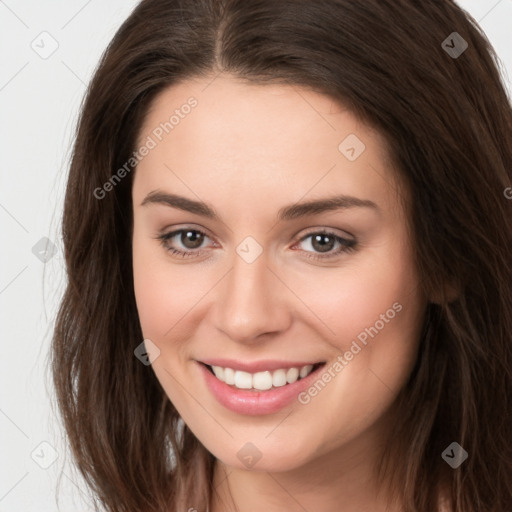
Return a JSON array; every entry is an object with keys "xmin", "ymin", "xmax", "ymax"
[{"xmin": 0, "ymin": 1, "xmax": 511, "ymax": 510}]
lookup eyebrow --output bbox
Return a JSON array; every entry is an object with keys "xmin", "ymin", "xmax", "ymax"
[{"xmin": 140, "ymin": 190, "xmax": 379, "ymax": 221}]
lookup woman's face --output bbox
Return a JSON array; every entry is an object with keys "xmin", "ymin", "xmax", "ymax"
[{"xmin": 132, "ymin": 74, "xmax": 427, "ymax": 473}]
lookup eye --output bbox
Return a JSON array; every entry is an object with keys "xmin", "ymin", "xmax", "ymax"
[
  {"xmin": 156, "ymin": 228, "xmax": 213, "ymax": 258},
  {"xmin": 155, "ymin": 227, "xmax": 357, "ymax": 261},
  {"xmin": 293, "ymin": 229, "xmax": 357, "ymax": 261}
]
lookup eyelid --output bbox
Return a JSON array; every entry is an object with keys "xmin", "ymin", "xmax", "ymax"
[
  {"xmin": 291, "ymin": 228, "xmax": 357, "ymax": 259},
  {"xmin": 160, "ymin": 223, "xmax": 215, "ymax": 237},
  {"xmin": 157, "ymin": 225, "xmax": 354, "ymax": 246},
  {"xmin": 158, "ymin": 226, "xmax": 217, "ymax": 249},
  {"xmin": 296, "ymin": 226, "xmax": 355, "ymax": 241},
  {"xmin": 156, "ymin": 225, "xmax": 357, "ymax": 261}
]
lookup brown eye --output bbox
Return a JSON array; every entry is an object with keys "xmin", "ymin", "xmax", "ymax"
[
  {"xmin": 310, "ymin": 233, "xmax": 336, "ymax": 253},
  {"xmin": 179, "ymin": 230, "xmax": 205, "ymax": 249},
  {"xmin": 156, "ymin": 228, "xmax": 212, "ymax": 258},
  {"xmin": 295, "ymin": 229, "xmax": 357, "ymax": 261}
]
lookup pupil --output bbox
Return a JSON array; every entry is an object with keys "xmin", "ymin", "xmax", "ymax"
[
  {"xmin": 182, "ymin": 230, "xmax": 203, "ymax": 249},
  {"xmin": 312, "ymin": 234, "xmax": 334, "ymax": 253},
  {"xmin": 179, "ymin": 232, "xmax": 336, "ymax": 252}
]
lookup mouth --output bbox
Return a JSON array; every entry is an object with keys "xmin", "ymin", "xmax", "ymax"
[
  {"xmin": 197, "ymin": 359, "xmax": 328, "ymax": 415},
  {"xmin": 200, "ymin": 361, "xmax": 325, "ymax": 391}
]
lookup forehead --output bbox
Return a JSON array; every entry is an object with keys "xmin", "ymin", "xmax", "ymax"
[{"xmin": 133, "ymin": 74, "xmax": 402, "ymax": 217}]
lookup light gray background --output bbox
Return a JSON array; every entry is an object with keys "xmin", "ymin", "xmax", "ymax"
[{"xmin": 1, "ymin": 1, "xmax": 511, "ymax": 510}]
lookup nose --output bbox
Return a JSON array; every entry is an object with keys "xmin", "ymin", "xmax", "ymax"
[{"xmin": 213, "ymin": 250, "xmax": 292, "ymax": 343}]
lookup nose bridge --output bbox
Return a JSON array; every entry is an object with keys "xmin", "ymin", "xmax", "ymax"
[{"xmin": 214, "ymin": 246, "xmax": 289, "ymax": 342}]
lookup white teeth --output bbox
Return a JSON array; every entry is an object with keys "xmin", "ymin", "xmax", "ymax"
[
  {"xmin": 208, "ymin": 364, "xmax": 317, "ymax": 390},
  {"xmin": 234, "ymin": 370, "xmax": 253, "ymax": 389},
  {"xmin": 272, "ymin": 369, "xmax": 288, "ymax": 387},
  {"xmin": 299, "ymin": 364, "xmax": 313, "ymax": 378},
  {"xmin": 286, "ymin": 367, "xmax": 299, "ymax": 384},
  {"xmin": 212, "ymin": 365, "xmax": 224, "ymax": 380},
  {"xmin": 223, "ymin": 367, "xmax": 235, "ymax": 385},
  {"xmin": 253, "ymin": 371, "xmax": 273, "ymax": 390}
]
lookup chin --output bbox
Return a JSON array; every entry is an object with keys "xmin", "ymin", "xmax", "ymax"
[{"xmin": 210, "ymin": 437, "xmax": 317, "ymax": 474}]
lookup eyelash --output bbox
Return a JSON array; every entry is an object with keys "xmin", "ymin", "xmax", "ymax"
[{"xmin": 155, "ymin": 227, "xmax": 357, "ymax": 261}]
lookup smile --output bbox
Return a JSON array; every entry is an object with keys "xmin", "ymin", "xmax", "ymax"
[
  {"xmin": 197, "ymin": 359, "xmax": 327, "ymax": 415},
  {"xmin": 206, "ymin": 363, "xmax": 321, "ymax": 391}
]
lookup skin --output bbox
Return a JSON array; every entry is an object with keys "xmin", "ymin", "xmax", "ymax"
[{"xmin": 132, "ymin": 73, "xmax": 428, "ymax": 512}]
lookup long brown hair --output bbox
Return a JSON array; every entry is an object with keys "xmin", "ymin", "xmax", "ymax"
[{"xmin": 51, "ymin": 1, "xmax": 512, "ymax": 510}]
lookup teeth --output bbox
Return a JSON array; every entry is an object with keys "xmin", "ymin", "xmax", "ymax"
[
  {"xmin": 234, "ymin": 370, "xmax": 252, "ymax": 389},
  {"xmin": 299, "ymin": 364, "xmax": 313, "ymax": 378},
  {"xmin": 209, "ymin": 364, "xmax": 317, "ymax": 390},
  {"xmin": 272, "ymin": 369, "xmax": 287, "ymax": 387},
  {"xmin": 253, "ymin": 371, "xmax": 273, "ymax": 390},
  {"xmin": 223, "ymin": 367, "xmax": 235, "ymax": 385},
  {"xmin": 212, "ymin": 366, "xmax": 224, "ymax": 380},
  {"xmin": 286, "ymin": 367, "xmax": 299, "ymax": 384}
]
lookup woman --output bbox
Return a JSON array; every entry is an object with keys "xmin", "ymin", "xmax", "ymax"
[{"xmin": 51, "ymin": 1, "xmax": 512, "ymax": 511}]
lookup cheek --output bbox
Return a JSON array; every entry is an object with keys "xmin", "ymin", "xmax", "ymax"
[
  {"xmin": 132, "ymin": 229, "xmax": 188, "ymax": 340},
  {"xmin": 293, "ymin": 255, "xmax": 424, "ymax": 450},
  {"xmin": 132, "ymin": 231, "xmax": 219, "ymax": 349},
  {"xmin": 292, "ymin": 248, "xmax": 420, "ymax": 352},
  {"xmin": 132, "ymin": 236, "xmax": 203, "ymax": 410}
]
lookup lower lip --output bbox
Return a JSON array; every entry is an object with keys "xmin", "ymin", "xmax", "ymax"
[{"xmin": 197, "ymin": 361, "xmax": 325, "ymax": 416}]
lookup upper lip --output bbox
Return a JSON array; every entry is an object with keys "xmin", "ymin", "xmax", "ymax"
[{"xmin": 198, "ymin": 358, "xmax": 324, "ymax": 373}]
